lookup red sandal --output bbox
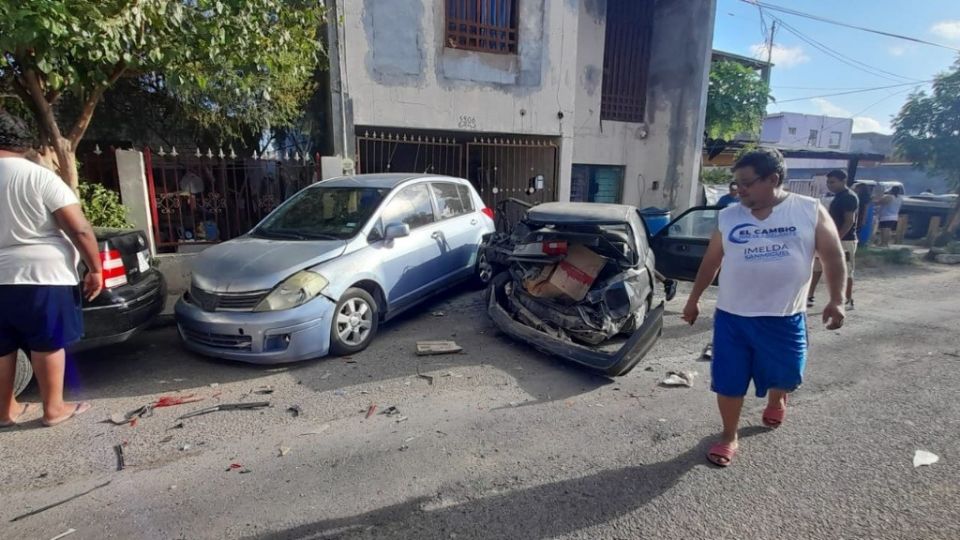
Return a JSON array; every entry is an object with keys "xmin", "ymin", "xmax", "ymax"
[
  {"xmin": 762, "ymin": 395, "xmax": 787, "ymax": 428},
  {"xmin": 707, "ymin": 442, "xmax": 737, "ymax": 467}
]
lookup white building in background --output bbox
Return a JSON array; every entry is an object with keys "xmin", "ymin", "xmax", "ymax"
[
  {"xmin": 322, "ymin": 0, "xmax": 717, "ymax": 211},
  {"xmin": 760, "ymin": 112, "xmax": 854, "ymax": 170},
  {"xmin": 761, "ymin": 112, "xmax": 853, "ymax": 151}
]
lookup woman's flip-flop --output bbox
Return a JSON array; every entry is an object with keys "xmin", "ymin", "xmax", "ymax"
[
  {"xmin": 42, "ymin": 402, "xmax": 92, "ymax": 428},
  {"xmin": 707, "ymin": 442, "xmax": 737, "ymax": 467},
  {"xmin": 763, "ymin": 396, "xmax": 788, "ymax": 428},
  {"xmin": 0, "ymin": 403, "xmax": 31, "ymax": 428}
]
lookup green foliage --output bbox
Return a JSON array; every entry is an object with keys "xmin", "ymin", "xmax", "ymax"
[
  {"xmin": 0, "ymin": 1, "xmax": 326, "ymax": 142},
  {"xmin": 78, "ymin": 182, "xmax": 132, "ymax": 229},
  {"xmin": 893, "ymin": 58, "xmax": 960, "ymax": 190},
  {"xmin": 705, "ymin": 61, "xmax": 772, "ymax": 140},
  {"xmin": 701, "ymin": 167, "xmax": 732, "ymax": 185}
]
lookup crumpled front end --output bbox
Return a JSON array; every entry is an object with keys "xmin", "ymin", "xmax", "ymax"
[{"xmin": 484, "ymin": 206, "xmax": 666, "ymax": 376}]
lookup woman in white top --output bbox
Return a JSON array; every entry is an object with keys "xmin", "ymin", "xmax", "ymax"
[{"xmin": 876, "ymin": 185, "xmax": 904, "ymax": 247}]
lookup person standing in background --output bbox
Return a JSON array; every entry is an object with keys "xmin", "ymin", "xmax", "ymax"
[
  {"xmin": 0, "ymin": 110, "xmax": 102, "ymax": 428},
  {"xmin": 809, "ymin": 170, "xmax": 858, "ymax": 310},
  {"xmin": 876, "ymin": 185, "xmax": 904, "ymax": 247},
  {"xmin": 717, "ymin": 181, "xmax": 740, "ymax": 207}
]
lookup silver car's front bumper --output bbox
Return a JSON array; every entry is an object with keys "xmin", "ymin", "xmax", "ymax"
[{"xmin": 175, "ymin": 295, "xmax": 336, "ymax": 364}]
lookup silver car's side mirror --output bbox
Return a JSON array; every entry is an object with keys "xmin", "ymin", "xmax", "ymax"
[{"xmin": 384, "ymin": 223, "xmax": 411, "ymax": 240}]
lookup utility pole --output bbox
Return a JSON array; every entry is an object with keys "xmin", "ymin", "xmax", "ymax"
[{"xmin": 763, "ymin": 19, "xmax": 777, "ymax": 85}]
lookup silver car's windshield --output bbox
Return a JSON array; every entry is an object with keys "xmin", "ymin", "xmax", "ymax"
[{"xmin": 253, "ymin": 186, "xmax": 389, "ymax": 240}]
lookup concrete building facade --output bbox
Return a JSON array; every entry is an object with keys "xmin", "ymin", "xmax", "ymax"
[{"xmin": 324, "ymin": 0, "xmax": 716, "ymax": 211}]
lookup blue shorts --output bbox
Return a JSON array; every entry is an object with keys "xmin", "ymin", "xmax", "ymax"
[
  {"xmin": 0, "ymin": 285, "xmax": 83, "ymax": 355},
  {"xmin": 712, "ymin": 309, "xmax": 807, "ymax": 398}
]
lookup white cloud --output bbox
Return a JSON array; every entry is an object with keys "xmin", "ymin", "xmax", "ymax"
[
  {"xmin": 749, "ymin": 43, "xmax": 810, "ymax": 68},
  {"xmin": 888, "ymin": 45, "xmax": 907, "ymax": 57},
  {"xmin": 811, "ymin": 98, "xmax": 850, "ymax": 117},
  {"xmin": 853, "ymin": 117, "xmax": 887, "ymax": 133},
  {"xmin": 931, "ymin": 20, "xmax": 960, "ymax": 41},
  {"xmin": 811, "ymin": 98, "xmax": 891, "ymax": 134}
]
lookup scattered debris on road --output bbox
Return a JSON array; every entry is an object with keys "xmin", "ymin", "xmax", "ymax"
[
  {"xmin": 9, "ymin": 480, "xmax": 111, "ymax": 522},
  {"xmin": 180, "ymin": 444, "xmax": 191, "ymax": 452},
  {"xmin": 209, "ymin": 383, "xmax": 220, "ymax": 388},
  {"xmin": 431, "ymin": 311, "xmax": 445, "ymax": 317},
  {"xmin": 253, "ymin": 386, "xmax": 275, "ymax": 395},
  {"xmin": 660, "ymin": 370, "xmax": 697, "ymax": 388},
  {"xmin": 701, "ymin": 344, "xmax": 713, "ymax": 361},
  {"xmin": 381, "ymin": 406, "xmax": 400, "ymax": 417},
  {"xmin": 395, "ymin": 416, "xmax": 409, "ymax": 423},
  {"xmin": 113, "ymin": 444, "xmax": 125, "ymax": 471},
  {"xmin": 279, "ymin": 447, "xmax": 291, "ymax": 457},
  {"xmin": 365, "ymin": 403, "xmax": 378, "ymax": 418},
  {"xmin": 913, "ymin": 450, "xmax": 940, "ymax": 467},
  {"xmin": 320, "ymin": 372, "xmax": 331, "ymax": 380},
  {"xmin": 159, "ymin": 435, "xmax": 173, "ymax": 443},
  {"xmin": 49, "ymin": 528, "xmax": 77, "ymax": 540},
  {"xmin": 287, "ymin": 405, "xmax": 303, "ymax": 418},
  {"xmin": 177, "ymin": 401, "xmax": 270, "ymax": 420},
  {"xmin": 416, "ymin": 364, "xmax": 435, "ymax": 385},
  {"xmin": 416, "ymin": 341, "xmax": 463, "ymax": 356},
  {"xmin": 154, "ymin": 395, "xmax": 203, "ymax": 408},
  {"xmin": 108, "ymin": 395, "xmax": 204, "ymax": 426}
]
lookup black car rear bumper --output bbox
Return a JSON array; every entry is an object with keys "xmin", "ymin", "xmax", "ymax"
[
  {"xmin": 487, "ymin": 273, "xmax": 663, "ymax": 377},
  {"xmin": 71, "ymin": 272, "xmax": 167, "ymax": 352}
]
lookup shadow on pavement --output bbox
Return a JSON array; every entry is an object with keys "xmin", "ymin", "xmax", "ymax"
[
  {"xmin": 246, "ymin": 427, "xmax": 768, "ymax": 540},
  {"xmin": 20, "ymin": 284, "xmax": 616, "ymax": 406}
]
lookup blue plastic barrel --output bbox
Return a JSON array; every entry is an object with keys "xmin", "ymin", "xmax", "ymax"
[
  {"xmin": 640, "ymin": 207, "xmax": 671, "ymax": 236},
  {"xmin": 858, "ymin": 203, "xmax": 875, "ymax": 245}
]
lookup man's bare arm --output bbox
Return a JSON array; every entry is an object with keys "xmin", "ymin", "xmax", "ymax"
[
  {"xmin": 682, "ymin": 230, "xmax": 723, "ymax": 325},
  {"xmin": 54, "ymin": 204, "xmax": 103, "ymax": 300},
  {"xmin": 815, "ymin": 204, "xmax": 847, "ymax": 329}
]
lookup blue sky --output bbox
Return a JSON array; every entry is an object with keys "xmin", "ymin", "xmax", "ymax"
[{"xmin": 712, "ymin": 0, "xmax": 960, "ymax": 134}]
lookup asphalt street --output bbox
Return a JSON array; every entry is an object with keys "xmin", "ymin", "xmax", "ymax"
[{"xmin": 1, "ymin": 262, "xmax": 958, "ymax": 539}]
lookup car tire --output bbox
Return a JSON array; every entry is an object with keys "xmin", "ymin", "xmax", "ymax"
[
  {"xmin": 14, "ymin": 349, "xmax": 33, "ymax": 398},
  {"xmin": 329, "ymin": 288, "xmax": 380, "ymax": 356},
  {"xmin": 473, "ymin": 249, "xmax": 496, "ymax": 289}
]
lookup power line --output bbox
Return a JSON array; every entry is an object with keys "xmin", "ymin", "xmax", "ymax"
[
  {"xmin": 775, "ymin": 17, "xmax": 924, "ymax": 83},
  {"xmin": 742, "ymin": 0, "xmax": 960, "ymax": 53},
  {"xmin": 775, "ymin": 80, "xmax": 931, "ymax": 103},
  {"xmin": 778, "ymin": 88, "xmax": 913, "ymax": 146}
]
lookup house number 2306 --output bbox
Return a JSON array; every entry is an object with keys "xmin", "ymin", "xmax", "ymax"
[{"xmin": 458, "ymin": 115, "xmax": 477, "ymax": 129}]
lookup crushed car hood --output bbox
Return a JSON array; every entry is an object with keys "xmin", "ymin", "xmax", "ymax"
[{"xmin": 190, "ymin": 236, "xmax": 346, "ymax": 292}]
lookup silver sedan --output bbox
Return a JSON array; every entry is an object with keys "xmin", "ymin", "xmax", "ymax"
[{"xmin": 175, "ymin": 174, "xmax": 495, "ymax": 363}]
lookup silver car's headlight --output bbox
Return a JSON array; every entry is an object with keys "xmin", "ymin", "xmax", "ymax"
[{"xmin": 254, "ymin": 271, "xmax": 329, "ymax": 312}]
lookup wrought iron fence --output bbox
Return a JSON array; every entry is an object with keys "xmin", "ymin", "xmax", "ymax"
[
  {"xmin": 467, "ymin": 137, "xmax": 558, "ymax": 208},
  {"xmin": 356, "ymin": 131, "xmax": 463, "ymax": 177},
  {"xmin": 144, "ymin": 146, "xmax": 320, "ymax": 251}
]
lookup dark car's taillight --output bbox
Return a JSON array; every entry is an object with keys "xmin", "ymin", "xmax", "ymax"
[{"xmin": 100, "ymin": 249, "xmax": 128, "ymax": 289}]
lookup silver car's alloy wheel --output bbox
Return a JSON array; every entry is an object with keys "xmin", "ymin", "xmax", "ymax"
[
  {"xmin": 336, "ymin": 297, "xmax": 373, "ymax": 346},
  {"xmin": 478, "ymin": 251, "xmax": 494, "ymax": 284}
]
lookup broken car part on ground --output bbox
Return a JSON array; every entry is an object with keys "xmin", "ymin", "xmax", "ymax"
[{"xmin": 484, "ymin": 200, "xmax": 702, "ymax": 377}]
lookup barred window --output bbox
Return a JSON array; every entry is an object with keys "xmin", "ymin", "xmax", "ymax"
[
  {"xmin": 445, "ymin": 0, "xmax": 518, "ymax": 55},
  {"xmin": 600, "ymin": 0, "xmax": 655, "ymax": 122}
]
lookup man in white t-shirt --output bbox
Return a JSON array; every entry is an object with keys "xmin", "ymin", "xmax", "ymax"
[
  {"xmin": 681, "ymin": 148, "xmax": 847, "ymax": 467},
  {"xmin": 0, "ymin": 111, "xmax": 103, "ymax": 428}
]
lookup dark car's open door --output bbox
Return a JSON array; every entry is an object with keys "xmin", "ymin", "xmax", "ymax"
[{"xmin": 648, "ymin": 206, "xmax": 720, "ymax": 282}]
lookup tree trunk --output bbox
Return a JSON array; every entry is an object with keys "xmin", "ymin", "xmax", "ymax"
[
  {"xmin": 945, "ymin": 184, "xmax": 960, "ymax": 234},
  {"xmin": 43, "ymin": 137, "xmax": 79, "ymax": 190}
]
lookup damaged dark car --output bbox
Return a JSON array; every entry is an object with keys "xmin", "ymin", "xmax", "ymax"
[{"xmin": 484, "ymin": 200, "xmax": 714, "ymax": 376}]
